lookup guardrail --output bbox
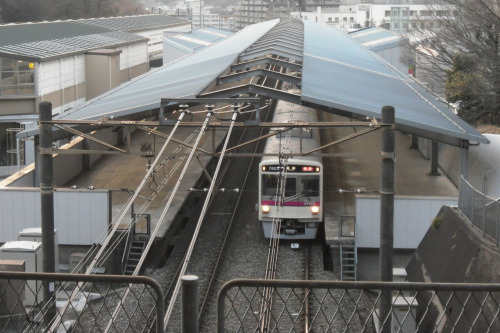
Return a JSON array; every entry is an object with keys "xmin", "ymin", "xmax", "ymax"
[
  {"xmin": 458, "ymin": 176, "xmax": 500, "ymax": 245},
  {"xmin": 0, "ymin": 271, "xmax": 164, "ymax": 333},
  {"xmin": 218, "ymin": 279, "xmax": 500, "ymax": 332}
]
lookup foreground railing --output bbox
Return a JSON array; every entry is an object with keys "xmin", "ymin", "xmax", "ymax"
[
  {"xmin": 0, "ymin": 271, "xmax": 164, "ymax": 333},
  {"xmin": 218, "ymin": 279, "xmax": 500, "ymax": 332}
]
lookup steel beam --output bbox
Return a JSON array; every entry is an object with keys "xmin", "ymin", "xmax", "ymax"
[
  {"xmin": 231, "ymin": 57, "xmax": 302, "ymax": 72},
  {"xmin": 217, "ymin": 68, "xmax": 301, "ymax": 86}
]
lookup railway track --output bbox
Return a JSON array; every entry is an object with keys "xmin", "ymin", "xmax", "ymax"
[{"xmin": 145, "ymin": 97, "xmax": 275, "ymax": 331}]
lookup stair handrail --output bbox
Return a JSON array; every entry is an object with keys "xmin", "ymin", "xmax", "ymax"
[{"xmin": 121, "ymin": 220, "xmax": 136, "ymax": 274}]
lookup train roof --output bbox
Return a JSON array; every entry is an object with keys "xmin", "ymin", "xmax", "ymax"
[
  {"xmin": 261, "ymin": 101, "xmax": 322, "ymax": 165},
  {"xmin": 18, "ymin": 18, "xmax": 487, "ymax": 148}
]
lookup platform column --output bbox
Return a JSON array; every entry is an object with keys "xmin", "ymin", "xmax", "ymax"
[{"xmin": 429, "ymin": 140, "xmax": 440, "ymax": 176}]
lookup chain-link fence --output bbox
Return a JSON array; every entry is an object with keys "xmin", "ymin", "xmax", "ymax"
[
  {"xmin": 218, "ymin": 279, "xmax": 500, "ymax": 332},
  {"xmin": 0, "ymin": 271, "xmax": 164, "ymax": 333},
  {"xmin": 458, "ymin": 176, "xmax": 500, "ymax": 245}
]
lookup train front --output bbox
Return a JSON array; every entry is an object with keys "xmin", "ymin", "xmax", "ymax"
[{"xmin": 258, "ymin": 159, "xmax": 323, "ymax": 239}]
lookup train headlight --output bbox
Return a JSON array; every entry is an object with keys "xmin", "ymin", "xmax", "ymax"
[
  {"xmin": 262, "ymin": 205, "xmax": 270, "ymax": 214},
  {"xmin": 311, "ymin": 206, "xmax": 320, "ymax": 215}
]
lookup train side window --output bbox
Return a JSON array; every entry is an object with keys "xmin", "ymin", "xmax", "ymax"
[{"xmin": 301, "ymin": 176, "xmax": 319, "ymax": 197}]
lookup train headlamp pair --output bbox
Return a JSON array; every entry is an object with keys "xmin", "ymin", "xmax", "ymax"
[
  {"xmin": 262, "ymin": 205, "xmax": 270, "ymax": 214},
  {"xmin": 311, "ymin": 206, "xmax": 319, "ymax": 215}
]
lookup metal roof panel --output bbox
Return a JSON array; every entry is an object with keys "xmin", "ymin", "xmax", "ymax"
[
  {"xmin": 18, "ymin": 19, "xmax": 279, "ymax": 138},
  {"xmin": 301, "ymin": 20, "xmax": 487, "ymax": 145}
]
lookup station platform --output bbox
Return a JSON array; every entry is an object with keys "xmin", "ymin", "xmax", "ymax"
[
  {"xmin": 69, "ymin": 113, "xmax": 227, "ymax": 241},
  {"xmin": 318, "ymin": 112, "xmax": 459, "ymax": 246}
]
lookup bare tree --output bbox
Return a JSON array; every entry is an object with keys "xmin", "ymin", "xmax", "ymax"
[{"xmin": 414, "ymin": 0, "xmax": 500, "ymax": 124}]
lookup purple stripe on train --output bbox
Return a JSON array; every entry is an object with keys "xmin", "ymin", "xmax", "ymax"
[{"xmin": 261, "ymin": 201, "xmax": 320, "ymax": 207}]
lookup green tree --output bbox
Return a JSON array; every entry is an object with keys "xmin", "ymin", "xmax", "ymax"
[
  {"xmin": 414, "ymin": 0, "xmax": 500, "ymax": 125},
  {"xmin": 444, "ymin": 53, "xmax": 484, "ymax": 122}
]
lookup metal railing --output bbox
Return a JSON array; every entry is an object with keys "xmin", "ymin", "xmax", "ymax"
[
  {"xmin": 0, "ymin": 271, "xmax": 164, "ymax": 333},
  {"xmin": 458, "ymin": 176, "xmax": 500, "ymax": 245},
  {"xmin": 218, "ymin": 279, "xmax": 500, "ymax": 332}
]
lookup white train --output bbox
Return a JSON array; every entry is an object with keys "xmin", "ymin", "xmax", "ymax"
[{"xmin": 258, "ymin": 100, "xmax": 323, "ymax": 239}]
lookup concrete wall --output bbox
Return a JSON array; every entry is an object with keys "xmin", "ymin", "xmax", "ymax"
[
  {"xmin": 41, "ymin": 83, "xmax": 86, "ymax": 115},
  {"xmin": 0, "ymin": 188, "xmax": 109, "ymax": 245},
  {"xmin": 418, "ymin": 134, "xmax": 500, "ymax": 197},
  {"xmin": 356, "ymin": 195, "xmax": 458, "ymax": 249},
  {"xmin": 406, "ymin": 206, "xmax": 500, "ymax": 331},
  {"xmin": 0, "ymin": 98, "xmax": 37, "ymax": 116},
  {"xmin": 119, "ymin": 62, "xmax": 149, "ymax": 83}
]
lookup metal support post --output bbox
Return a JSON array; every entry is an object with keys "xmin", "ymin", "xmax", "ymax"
[
  {"xmin": 379, "ymin": 105, "xmax": 395, "ymax": 333},
  {"xmin": 39, "ymin": 102, "xmax": 56, "ymax": 326},
  {"xmin": 409, "ymin": 134, "xmax": 418, "ymax": 149},
  {"xmin": 182, "ymin": 275, "xmax": 199, "ymax": 333},
  {"xmin": 460, "ymin": 142, "xmax": 469, "ymax": 181},
  {"xmin": 429, "ymin": 140, "xmax": 440, "ymax": 176},
  {"xmin": 83, "ymin": 139, "xmax": 91, "ymax": 170}
]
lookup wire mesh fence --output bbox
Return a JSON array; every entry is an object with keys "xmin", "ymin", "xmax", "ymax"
[
  {"xmin": 0, "ymin": 271, "xmax": 164, "ymax": 333},
  {"xmin": 218, "ymin": 279, "xmax": 500, "ymax": 332},
  {"xmin": 458, "ymin": 176, "xmax": 500, "ymax": 245}
]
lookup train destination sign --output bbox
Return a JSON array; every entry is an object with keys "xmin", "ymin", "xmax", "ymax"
[{"xmin": 261, "ymin": 165, "xmax": 320, "ymax": 172}]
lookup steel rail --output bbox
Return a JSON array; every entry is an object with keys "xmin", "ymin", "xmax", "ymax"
[
  {"xmin": 163, "ymin": 108, "xmax": 239, "ymax": 330},
  {"xmin": 101, "ymin": 110, "xmax": 192, "ymax": 332},
  {"xmin": 198, "ymin": 86, "xmax": 277, "ymax": 327},
  {"xmin": 198, "ymin": 105, "xmax": 269, "ymax": 323},
  {"xmin": 49, "ymin": 110, "xmax": 189, "ymax": 332}
]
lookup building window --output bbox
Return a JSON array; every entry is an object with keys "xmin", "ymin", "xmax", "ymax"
[
  {"xmin": 350, "ymin": 17, "xmax": 354, "ymax": 22},
  {"xmin": 335, "ymin": 17, "xmax": 339, "ymax": 23},
  {"xmin": 0, "ymin": 58, "xmax": 35, "ymax": 96},
  {"xmin": 343, "ymin": 17, "xmax": 347, "ymax": 22},
  {"xmin": 385, "ymin": 10, "xmax": 390, "ymax": 17},
  {"xmin": 328, "ymin": 17, "xmax": 332, "ymax": 23}
]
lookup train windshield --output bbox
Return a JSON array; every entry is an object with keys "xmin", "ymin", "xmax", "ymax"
[
  {"xmin": 261, "ymin": 175, "xmax": 319, "ymax": 199},
  {"xmin": 262, "ymin": 175, "xmax": 296, "ymax": 197},
  {"xmin": 301, "ymin": 176, "xmax": 319, "ymax": 197}
]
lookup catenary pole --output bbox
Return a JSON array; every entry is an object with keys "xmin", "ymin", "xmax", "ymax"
[
  {"xmin": 39, "ymin": 101, "xmax": 57, "ymax": 326},
  {"xmin": 379, "ymin": 105, "xmax": 395, "ymax": 333}
]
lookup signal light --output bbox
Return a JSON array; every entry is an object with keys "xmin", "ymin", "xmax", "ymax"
[{"xmin": 302, "ymin": 166, "xmax": 313, "ymax": 172}]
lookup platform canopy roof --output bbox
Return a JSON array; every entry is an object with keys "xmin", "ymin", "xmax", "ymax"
[{"xmin": 19, "ymin": 18, "xmax": 488, "ymax": 147}]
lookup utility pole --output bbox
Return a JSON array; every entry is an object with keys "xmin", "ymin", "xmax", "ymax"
[{"xmin": 379, "ymin": 105, "xmax": 395, "ymax": 333}]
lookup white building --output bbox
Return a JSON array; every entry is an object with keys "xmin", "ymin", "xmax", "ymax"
[
  {"xmin": 0, "ymin": 15, "xmax": 190, "ymax": 178},
  {"xmin": 291, "ymin": 4, "xmax": 448, "ymax": 32}
]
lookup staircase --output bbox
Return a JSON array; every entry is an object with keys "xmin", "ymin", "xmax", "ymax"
[
  {"xmin": 340, "ymin": 243, "xmax": 357, "ymax": 281},
  {"xmin": 123, "ymin": 240, "xmax": 146, "ymax": 275}
]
